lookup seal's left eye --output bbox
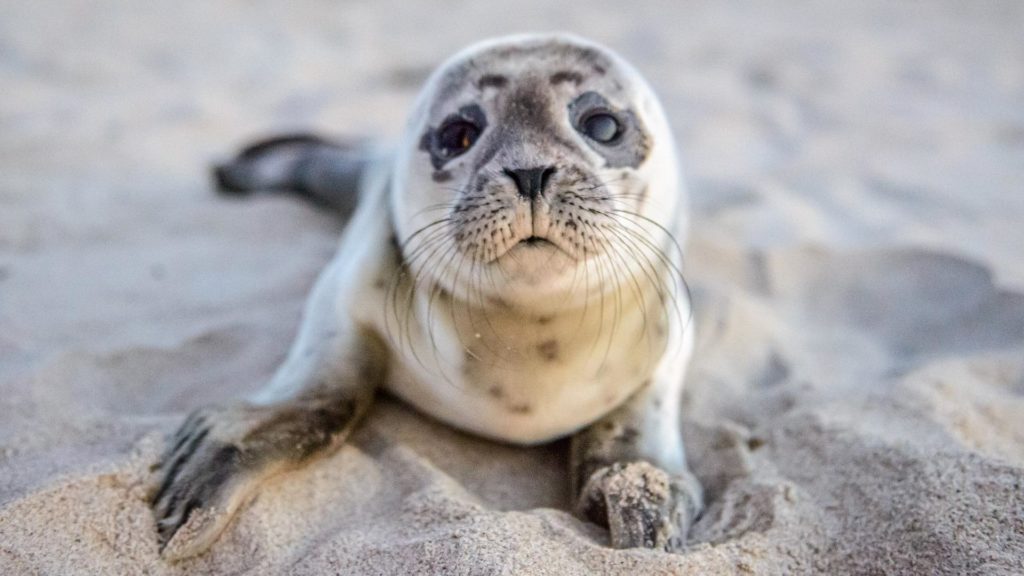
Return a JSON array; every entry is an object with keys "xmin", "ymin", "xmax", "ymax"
[
  {"xmin": 581, "ymin": 112, "xmax": 621, "ymax": 143},
  {"xmin": 437, "ymin": 120, "xmax": 480, "ymax": 159}
]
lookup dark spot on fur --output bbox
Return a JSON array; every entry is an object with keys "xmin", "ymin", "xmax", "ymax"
[
  {"xmin": 550, "ymin": 70, "xmax": 584, "ymax": 85},
  {"xmin": 747, "ymin": 437, "xmax": 766, "ymax": 451},
  {"xmin": 487, "ymin": 385, "xmax": 505, "ymax": 399},
  {"xmin": 488, "ymin": 296, "xmax": 511, "ymax": 309},
  {"xmin": 507, "ymin": 402, "xmax": 533, "ymax": 414},
  {"xmin": 537, "ymin": 315, "xmax": 554, "ymax": 325},
  {"xmin": 374, "ymin": 277, "xmax": 386, "ymax": 290},
  {"xmin": 478, "ymin": 74, "xmax": 508, "ymax": 89},
  {"xmin": 537, "ymin": 339, "xmax": 560, "ymax": 361},
  {"xmin": 621, "ymin": 427, "xmax": 639, "ymax": 443},
  {"xmin": 432, "ymin": 170, "xmax": 452, "ymax": 183}
]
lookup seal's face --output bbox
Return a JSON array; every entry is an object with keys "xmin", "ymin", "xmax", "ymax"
[{"xmin": 393, "ymin": 35, "xmax": 683, "ymax": 309}]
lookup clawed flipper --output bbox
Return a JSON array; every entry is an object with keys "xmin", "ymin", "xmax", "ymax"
[
  {"xmin": 149, "ymin": 396, "xmax": 368, "ymax": 561},
  {"xmin": 576, "ymin": 461, "xmax": 703, "ymax": 552},
  {"xmin": 149, "ymin": 407, "xmax": 267, "ymax": 560}
]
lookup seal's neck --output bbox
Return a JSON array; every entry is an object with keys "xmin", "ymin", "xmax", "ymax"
[{"xmin": 421, "ymin": 276, "xmax": 674, "ymax": 373}]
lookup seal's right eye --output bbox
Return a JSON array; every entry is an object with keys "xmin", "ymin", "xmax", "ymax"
[{"xmin": 436, "ymin": 120, "xmax": 481, "ymax": 159}]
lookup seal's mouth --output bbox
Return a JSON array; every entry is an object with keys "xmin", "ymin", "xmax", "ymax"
[
  {"xmin": 495, "ymin": 234, "xmax": 575, "ymax": 264},
  {"xmin": 521, "ymin": 236, "xmax": 552, "ymax": 247}
]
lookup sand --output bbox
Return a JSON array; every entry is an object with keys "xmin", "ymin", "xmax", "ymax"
[{"xmin": 1, "ymin": 1, "xmax": 1023, "ymax": 574}]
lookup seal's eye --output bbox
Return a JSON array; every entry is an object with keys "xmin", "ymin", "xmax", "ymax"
[
  {"xmin": 437, "ymin": 120, "xmax": 480, "ymax": 159},
  {"xmin": 581, "ymin": 112, "xmax": 621, "ymax": 143}
]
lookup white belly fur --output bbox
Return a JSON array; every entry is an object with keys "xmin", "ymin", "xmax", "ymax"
[
  {"xmin": 384, "ymin": 355, "xmax": 647, "ymax": 445},
  {"xmin": 378, "ymin": 283, "xmax": 672, "ymax": 445}
]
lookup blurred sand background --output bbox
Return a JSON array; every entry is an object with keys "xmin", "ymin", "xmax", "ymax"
[{"xmin": 1, "ymin": 1, "xmax": 1023, "ymax": 574}]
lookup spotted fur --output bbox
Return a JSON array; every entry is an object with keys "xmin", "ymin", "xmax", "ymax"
[{"xmin": 152, "ymin": 33, "xmax": 700, "ymax": 560}]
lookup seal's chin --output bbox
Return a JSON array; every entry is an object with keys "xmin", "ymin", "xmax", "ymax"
[{"xmin": 493, "ymin": 236, "xmax": 577, "ymax": 280}]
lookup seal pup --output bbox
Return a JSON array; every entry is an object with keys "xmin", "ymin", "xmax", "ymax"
[{"xmin": 152, "ymin": 33, "xmax": 702, "ymax": 560}]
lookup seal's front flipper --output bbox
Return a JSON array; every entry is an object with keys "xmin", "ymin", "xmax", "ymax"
[
  {"xmin": 574, "ymin": 460, "xmax": 702, "ymax": 551},
  {"xmin": 570, "ymin": 380, "xmax": 704, "ymax": 552},
  {"xmin": 212, "ymin": 134, "xmax": 372, "ymax": 218},
  {"xmin": 151, "ymin": 395, "xmax": 372, "ymax": 561},
  {"xmin": 149, "ymin": 256, "xmax": 388, "ymax": 561},
  {"xmin": 151, "ymin": 405, "xmax": 277, "ymax": 560}
]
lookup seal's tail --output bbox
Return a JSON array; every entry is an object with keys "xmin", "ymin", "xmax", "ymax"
[{"xmin": 212, "ymin": 134, "xmax": 372, "ymax": 219}]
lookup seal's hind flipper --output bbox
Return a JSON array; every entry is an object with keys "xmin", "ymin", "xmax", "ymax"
[{"xmin": 212, "ymin": 134, "xmax": 371, "ymax": 218}]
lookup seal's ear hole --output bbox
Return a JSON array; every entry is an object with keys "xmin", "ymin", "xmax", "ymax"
[{"xmin": 437, "ymin": 120, "xmax": 481, "ymax": 159}]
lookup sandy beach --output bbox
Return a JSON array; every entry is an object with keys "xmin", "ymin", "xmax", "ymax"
[{"xmin": 1, "ymin": 1, "xmax": 1023, "ymax": 574}]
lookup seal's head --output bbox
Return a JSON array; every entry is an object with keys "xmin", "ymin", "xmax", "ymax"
[{"xmin": 392, "ymin": 34, "xmax": 685, "ymax": 310}]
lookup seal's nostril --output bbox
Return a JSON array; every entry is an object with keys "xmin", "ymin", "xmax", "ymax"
[
  {"xmin": 539, "ymin": 166, "xmax": 556, "ymax": 194},
  {"xmin": 504, "ymin": 166, "xmax": 558, "ymax": 200}
]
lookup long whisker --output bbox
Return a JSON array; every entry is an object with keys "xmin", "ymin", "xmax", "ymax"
[
  {"xmin": 593, "ymin": 208, "xmax": 689, "ymax": 330},
  {"xmin": 566, "ymin": 182, "xmax": 693, "ymax": 344},
  {"xmin": 581, "ymin": 219, "xmax": 640, "ymax": 369},
  {"xmin": 604, "ymin": 209, "xmax": 693, "ymax": 329}
]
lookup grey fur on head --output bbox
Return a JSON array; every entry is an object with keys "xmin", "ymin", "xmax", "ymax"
[{"xmin": 391, "ymin": 34, "xmax": 686, "ymax": 311}]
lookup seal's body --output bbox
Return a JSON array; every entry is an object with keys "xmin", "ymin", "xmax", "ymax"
[{"xmin": 152, "ymin": 34, "xmax": 702, "ymax": 560}]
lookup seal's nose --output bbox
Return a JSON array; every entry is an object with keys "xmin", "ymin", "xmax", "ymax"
[{"xmin": 503, "ymin": 166, "xmax": 556, "ymax": 201}]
